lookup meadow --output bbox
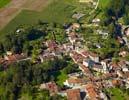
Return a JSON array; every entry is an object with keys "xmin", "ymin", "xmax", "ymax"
[
  {"xmin": 0, "ymin": 0, "xmax": 80, "ymax": 35},
  {"xmin": 0, "ymin": 0, "xmax": 10, "ymax": 8}
]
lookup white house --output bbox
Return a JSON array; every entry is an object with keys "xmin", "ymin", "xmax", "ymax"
[
  {"xmin": 89, "ymin": 52, "xmax": 99, "ymax": 63},
  {"xmin": 64, "ymin": 78, "xmax": 83, "ymax": 88}
]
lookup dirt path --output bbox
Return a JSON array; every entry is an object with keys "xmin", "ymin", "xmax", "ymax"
[{"xmin": 0, "ymin": 0, "xmax": 50, "ymax": 30}]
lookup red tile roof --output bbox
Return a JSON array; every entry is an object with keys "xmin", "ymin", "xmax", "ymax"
[
  {"xmin": 81, "ymin": 51, "xmax": 89, "ymax": 58},
  {"xmin": 46, "ymin": 82, "xmax": 58, "ymax": 94},
  {"xmin": 68, "ymin": 78, "xmax": 83, "ymax": 84},
  {"xmin": 67, "ymin": 89, "xmax": 81, "ymax": 100},
  {"xmin": 85, "ymin": 83, "xmax": 99, "ymax": 99},
  {"xmin": 46, "ymin": 40, "xmax": 58, "ymax": 50},
  {"xmin": 71, "ymin": 51, "xmax": 84, "ymax": 63}
]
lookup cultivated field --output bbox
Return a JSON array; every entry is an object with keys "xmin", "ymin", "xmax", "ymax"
[
  {"xmin": 0, "ymin": 0, "xmax": 50, "ymax": 30},
  {"xmin": 1, "ymin": 0, "xmax": 79, "ymax": 34}
]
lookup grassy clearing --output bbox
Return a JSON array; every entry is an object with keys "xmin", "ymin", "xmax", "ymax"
[
  {"xmin": 0, "ymin": 0, "xmax": 10, "ymax": 8},
  {"xmin": 98, "ymin": 0, "xmax": 111, "ymax": 9},
  {"xmin": 1, "ymin": 0, "xmax": 80, "ymax": 35},
  {"xmin": 96, "ymin": 0, "xmax": 111, "ymax": 19},
  {"xmin": 107, "ymin": 88, "xmax": 129, "ymax": 100}
]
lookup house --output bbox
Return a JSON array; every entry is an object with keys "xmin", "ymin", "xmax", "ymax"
[
  {"xmin": 92, "ymin": 18, "xmax": 100, "ymax": 25},
  {"xmin": 6, "ymin": 51, "xmax": 13, "ymax": 56},
  {"xmin": 79, "ymin": 50, "xmax": 89, "ymax": 58},
  {"xmin": 0, "ymin": 58, "xmax": 5, "ymax": 65},
  {"xmin": 97, "ymin": 30, "xmax": 109, "ymax": 39},
  {"xmin": 85, "ymin": 83, "xmax": 100, "ymax": 100},
  {"xmin": 68, "ymin": 32, "xmax": 78, "ymax": 44},
  {"xmin": 117, "ymin": 36, "xmax": 125, "ymax": 45},
  {"xmin": 85, "ymin": 83, "xmax": 108, "ymax": 100},
  {"xmin": 116, "ymin": 70, "xmax": 124, "ymax": 78},
  {"xmin": 92, "ymin": 64, "xmax": 104, "ymax": 73},
  {"xmin": 112, "ymin": 79, "xmax": 122, "ymax": 87},
  {"xmin": 89, "ymin": 52, "xmax": 99, "ymax": 62},
  {"xmin": 79, "ymin": 0, "xmax": 93, "ymax": 3},
  {"xmin": 64, "ymin": 78, "xmax": 84, "ymax": 88},
  {"xmin": 79, "ymin": 65, "xmax": 93, "ymax": 76},
  {"xmin": 109, "ymin": 62, "xmax": 120, "ymax": 71},
  {"xmin": 40, "ymin": 82, "xmax": 59, "ymax": 96},
  {"xmin": 72, "ymin": 23, "xmax": 80, "ymax": 30},
  {"xmin": 101, "ymin": 60, "xmax": 110, "ymax": 73},
  {"xmin": 118, "ymin": 60, "xmax": 129, "ymax": 72},
  {"xmin": 67, "ymin": 89, "xmax": 81, "ymax": 100},
  {"xmin": 4, "ymin": 54, "xmax": 26, "ymax": 62},
  {"xmin": 46, "ymin": 40, "xmax": 58, "ymax": 51},
  {"xmin": 124, "ymin": 27, "xmax": 129, "ymax": 36},
  {"xmin": 72, "ymin": 13, "xmax": 85, "ymax": 20},
  {"xmin": 124, "ymin": 72, "xmax": 129, "ymax": 86},
  {"xmin": 39, "ymin": 54, "xmax": 55, "ymax": 62},
  {"xmin": 63, "ymin": 43, "xmax": 74, "ymax": 52},
  {"xmin": 119, "ymin": 51, "xmax": 127, "ymax": 57},
  {"xmin": 70, "ymin": 51, "xmax": 84, "ymax": 64},
  {"xmin": 83, "ymin": 59, "xmax": 94, "ymax": 67}
]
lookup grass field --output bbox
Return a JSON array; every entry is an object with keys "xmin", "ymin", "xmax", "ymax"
[
  {"xmin": 0, "ymin": 0, "xmax": 81, "ymax": 35},
  {"xmin": 107, "ymin": 88, "xmax": 129, "ymax": 100},
  {"xmin": 96, "ymin": 0, "xmax": 111, "ymax": 19},
  {"xmin": 98, "ymin": 0, "xmax": 111, "ymax": 9},
  {"xmin": 0, "ymin": 0, "xmax": 10, "ymax": 8}
]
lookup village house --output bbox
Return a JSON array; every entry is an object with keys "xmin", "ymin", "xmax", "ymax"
[
  {"xmin": 64, "ymin": 78, "xmax": 84, "ymax": 88},
  {"xmin": 124, "ymin": 27, "xmax": 129, "ymax": 36},
  {"xmin": 117, "ymin": 36, "xmax": 125, "ymax": 45},
  {"xmin": 85, "ymin": 83, "xmax": 100, "ymax": 100},
  {"xmin": 68, "ymin": 32, "xmax": 78, "ymax": 44},
  {"xmin": 116, "ymin": 70, "xmax": 124, "ymax": 78},
  {"xmin": 79, "ymin": 65, "xmax": 93, "ymax": 77},
  {"xmin": 6, "ymin": 51, "xmax": 13, "ymax": 56},
  {"xmin": 119, "ymin": 51, "xmax": 128, "ymax": 57},
  {"xmin": 70, "ymin": 51, "xmax": 84, "ymax": 64},
  {"xmin": 109, "ymin": 62, "xmax": 121, "ymax": 71},
  {"xmin": 123, "ymin": 72, "xmax": 129, "ymax": 88},
  {"xmin": 45, "ymin": 40, "xmax": 58, "ymax": 51},
  {"xmin": 72, "ymin": 23, "xmax": 80, "ymax": 30},
  {"xmin": 77, "ymin": 50, "xmax": 90, "ymax": 58},
  {"xmin": 72, "ymin": 13, "xmax": 85, "ymax": 20},
  {"xmin": 118, "ymin": 60, "xmax": 129, "ymax": 72},
  {"xmin": 92, "ymin": 18, "xmax": 100, "ymax": 26},
  {"xmin": 4, "ymin": 53, "xmax": 26, "ymax": 63},
  {"xmin": 89, "ymin": 52, "xmax": 99, "ymax": 63},
  {"xmin": 39, "ymin": 54, "xmax": 56, "ymax": 63},
  {"xmin": 63, "ymin": 43, "xmax": 74, "ymax": 52},
  {"xmin": 40, "ymin": 82, "xmax": 59, "ymax": 96},
  {"xmin": 65, "ymin": 23, "xmax": 80, "ymax": 34},
  {"xmin": 112, "ymin": 79, "xmax": 123, "ymax": 87},
  {"xmin": 92, "ymin": 63, "xmax": 104, "ymax": 73},
  {"xmin": 97, "ymin": 30, "xmax": 109, "ymax": 39},
  {"xmin": 83, "ymin": 58, "xmax": 94, "ymax": 67},
  {"xmin": 101, "ymin": 60, "xmax": 110, "ymax": 73},
  {"xmin": 67, "ymin": 89, "xmax": 82, "ymax": 100},
  {"xmin": 79, "ymin": 0, "xmax": 93, "ymax": 3},
  {"xmin": 86, "ymin": 83, "xmax": 107, "ymax": 100}
]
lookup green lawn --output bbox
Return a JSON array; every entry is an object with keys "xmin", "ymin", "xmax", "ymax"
[
  {"xmin": 98, "ymin": 0, "xmax": 111, "ymax": 9},
  {"xmin": 96, "ymin": 0, "xmax": 111, "ymax": 19},
  {"xmin": 0, "ymin": 0, "xmax": 79, "ymax": 35},
  {"xmin": 0, "ymin": 0, "xmax": 10, "ymax": 8},
  {"xmin": 107, "ymin": 88, "xmax": 129, "ymax": 100}
]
